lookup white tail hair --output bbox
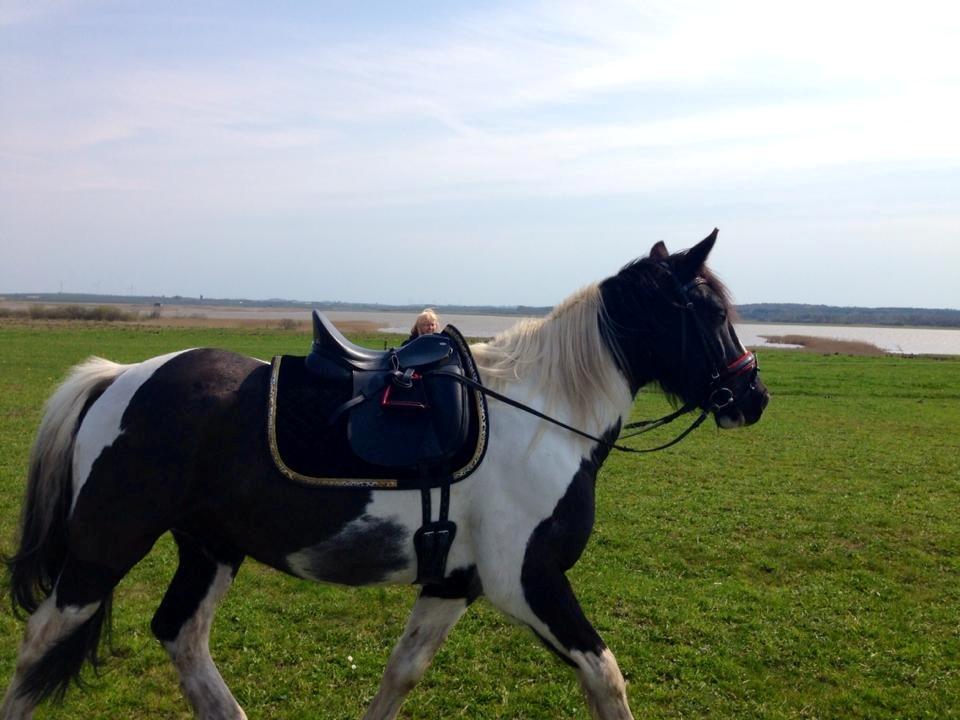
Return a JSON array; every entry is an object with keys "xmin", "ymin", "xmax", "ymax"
[{"xmin": 8, "ymin": 357, "xmax": 127, "ymax": 614}]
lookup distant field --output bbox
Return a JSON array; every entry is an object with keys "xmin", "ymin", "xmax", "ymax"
[{"xmin": 1, "ymin": 325, "xmax": 958, "ymax": 719}]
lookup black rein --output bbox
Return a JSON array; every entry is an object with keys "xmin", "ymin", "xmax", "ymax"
[{"xmin": 431, "ymin": 370, "xmax": 712, "ymax": 454}]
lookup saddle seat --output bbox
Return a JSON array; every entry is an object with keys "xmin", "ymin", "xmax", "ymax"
[{"xmin": 306, "ymin": 310, "xmax": 454, "ymax": 377}]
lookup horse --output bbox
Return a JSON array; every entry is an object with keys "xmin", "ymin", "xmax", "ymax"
[{"xmin": 2, "ymin": 229, "xmax": 768, "ymax": 720}]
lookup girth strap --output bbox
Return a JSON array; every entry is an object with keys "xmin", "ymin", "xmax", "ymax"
[{"xmin": 414, "ymin": 470, "xmax": 456, "ymax": 584}]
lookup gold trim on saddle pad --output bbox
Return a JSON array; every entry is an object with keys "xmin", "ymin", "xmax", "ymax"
[
  {"xmin": 444, "ymin": 323, "xmax": 488, "ymax": 482},
  {"xmin": 267, "ymin": 360, "xmax": 399, "ymax": 489}
]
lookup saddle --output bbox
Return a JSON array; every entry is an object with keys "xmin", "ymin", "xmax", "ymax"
[
  {"xmin": 267, "ymin": 311, "xmax": 489, "ymax": 584},
  {"xmin": 268, "ymin": 311, "xmax": 488, "ymax": 488}
]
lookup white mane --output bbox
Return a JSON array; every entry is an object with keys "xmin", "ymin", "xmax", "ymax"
[{"xmin": 470, "ymin": 283, "xmax": 631, "ymax": 427}]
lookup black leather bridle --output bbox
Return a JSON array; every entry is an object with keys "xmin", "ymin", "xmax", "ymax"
[
  {"xmin": 604, "ymin": 270, "xmax": 759, "ymax": 452},
  {"xmin": 433, "ymin": 268, "xmax": 759, "ymax": 454},
  {"xmin": 665, "ymin": 270, "xmax": 759, "ymax": 412}
]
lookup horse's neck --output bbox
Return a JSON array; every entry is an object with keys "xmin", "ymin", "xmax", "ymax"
[{"xmin": 478, "ymin": 366, "xmax": 632, "ymax": 444}]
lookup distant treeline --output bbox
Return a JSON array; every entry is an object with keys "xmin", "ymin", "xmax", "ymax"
[
  {"xmin": 0, "ymin": 304, "xmax": 138, "ymax": 322},
  {"xmin": 737, "ymin": 304, "xmax": 960, "ymax": 328},
  {"xmin": 1, "ymin": 293, "xmax": 552, "ymax": 317},
  {"xmin": 3, "ymin": 294, "xmax": 959, "ymax": 328}
]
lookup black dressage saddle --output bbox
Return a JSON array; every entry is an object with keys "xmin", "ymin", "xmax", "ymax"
[
  {"xmin": 268, "ymin": 312, "xmax": 489, "ymax": 583},
  {"xmin": 268, "ymin": 311, "xmax": 488, "ymax": 489}
]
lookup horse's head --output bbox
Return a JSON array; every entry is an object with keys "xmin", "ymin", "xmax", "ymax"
[{"xmin": 599, "ymin": 228, "xmax": 769, "ymax": 428}]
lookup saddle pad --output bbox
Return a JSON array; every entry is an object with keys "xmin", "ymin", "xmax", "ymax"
[{"xmin": 267, "ymin": 326, "xmax": 488, "ymax": 489}]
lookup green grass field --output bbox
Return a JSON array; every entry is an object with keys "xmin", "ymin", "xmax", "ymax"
[{"xmin": 1, "ymin": 323, "xmax": 958, "ymax": 719}]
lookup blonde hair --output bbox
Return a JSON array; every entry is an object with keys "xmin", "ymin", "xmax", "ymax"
[
  {"xmin": 470, "ymin": 284, "xmax": 630, "ymax": 426},
  {"xmin": 410, "ymin": 308, "xmax": 440, "ymax": 336}
]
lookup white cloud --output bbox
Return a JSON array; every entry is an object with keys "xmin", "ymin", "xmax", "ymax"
[
  {"xmin": 4, "ymin": 0, "xmax": 958, "ymax": 201},
  {"xmin": 1, "ymin": 0, "xmax": 958, "ymax": 305}
]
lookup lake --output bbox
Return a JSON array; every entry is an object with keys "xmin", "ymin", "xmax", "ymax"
[{"xmin": 157, "ymin": 306, "xmax": 960, "ymax": 356}]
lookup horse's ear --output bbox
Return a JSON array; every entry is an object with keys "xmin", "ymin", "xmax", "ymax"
[
  {"xmin": 649, "ymin": 241, "xmax": 669, "ymax": 261},
  {"xmin": 679, "ymin": 228, "xmax": 718, "ymax": 277}
]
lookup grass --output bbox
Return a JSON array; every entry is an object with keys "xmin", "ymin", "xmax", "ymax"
[{"xmin": 1, "ymin": 323, "xmax": 958, "ymax": 718}]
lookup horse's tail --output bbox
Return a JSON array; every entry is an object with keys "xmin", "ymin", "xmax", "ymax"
[{"xmin": 6, "ymin": 357, "xmax": 126, "ymax": 617}]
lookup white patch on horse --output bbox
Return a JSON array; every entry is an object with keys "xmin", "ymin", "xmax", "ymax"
[
  {"xmin": 71, "ymin": 349, "xmax": 194, "ymax": 509},
  {"xmin": 285, "ymin": 485, "xmax": 481, "ymax": 587},
  {"xmin": 469, "ymin": 386, "xmax": 624, "ymax": 617}
]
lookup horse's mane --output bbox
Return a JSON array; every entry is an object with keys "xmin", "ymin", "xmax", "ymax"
[{"xmin": 471, "ymin": 284, "xmax": 631, "ymax": 425}]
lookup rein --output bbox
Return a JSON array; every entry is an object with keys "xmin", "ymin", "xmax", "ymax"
[{"xmin": 432, "ymin": 370, "xmax": 710, "ymax": 453}]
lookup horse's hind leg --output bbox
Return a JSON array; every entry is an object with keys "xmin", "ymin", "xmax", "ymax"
[
  {"xmin": 363, "ymin": 577, "xmax": 479, "ymax": 720},
  {"xmin": 151, "ymin": 531, "xmax": 245, "ymax": 720},
  {"xmin": 1, "ymin": 596, "xmax": 102, "ymax": 720},
  {"xmin": 1, "ymin": 555, "xmax": 120, "ymax": 720}
]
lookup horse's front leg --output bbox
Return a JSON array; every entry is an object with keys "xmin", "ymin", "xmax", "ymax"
[
  {"xmin": 363, "ymin": 579, "xmax": 477, "ymax": 720},
  {"xmin": 491, "ymin": 565, "xmax": 633, "ymax": 720}
]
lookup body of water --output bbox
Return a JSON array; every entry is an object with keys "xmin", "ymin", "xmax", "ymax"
[
  {"xmin": 735, "ymin": 322, "xmax": 960, "ymax": 356},
  {"xmin": 155, "ymin": 306, "xmax": 960, "ymax": 356}
]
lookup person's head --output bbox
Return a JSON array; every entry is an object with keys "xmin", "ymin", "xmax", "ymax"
[{"xmin": 411, "ymin": 308, "xmax": 440, "ymax": 336}]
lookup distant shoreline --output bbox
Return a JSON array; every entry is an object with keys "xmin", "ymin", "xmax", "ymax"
[
  {"xmin": 2, "ymin": 293, "xmax": 959, "ymax": 328},
  {"xmin": 4, "ymin": 301, "xmax": 960, "ymax": 355}
]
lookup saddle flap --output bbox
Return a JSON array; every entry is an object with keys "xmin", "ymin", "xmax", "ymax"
[{"xmin": 348, "ymin": 362, "xmax": 468, "ymax": 468}]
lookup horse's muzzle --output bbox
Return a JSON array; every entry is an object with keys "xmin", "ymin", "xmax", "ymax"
[{"xmin": 713, "ymin": 371, "xmax": 769, "ymax": 429}]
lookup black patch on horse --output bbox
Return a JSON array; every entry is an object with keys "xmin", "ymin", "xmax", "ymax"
[
  {"xmin": 520, "ymin": 425, "xmax": 619, "ymax": 658},
  {"xmin": 289, "ymin": 515, "xmax": 409, "ymax": 586}
]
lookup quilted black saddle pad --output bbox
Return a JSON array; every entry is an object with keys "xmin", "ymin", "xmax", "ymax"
[{"xmin": 267, "ymin": 326, "xmax": 488, "ymax": 489}]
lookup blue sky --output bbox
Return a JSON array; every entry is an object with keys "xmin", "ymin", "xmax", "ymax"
[{"xmin": 1, "ymin": 1, "xmax": 958, "ymax": 308}]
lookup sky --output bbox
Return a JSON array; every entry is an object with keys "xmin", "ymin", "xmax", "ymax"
[{"xmin": 1, "ymin": 0, "xmax": 958, "ymax": 309}]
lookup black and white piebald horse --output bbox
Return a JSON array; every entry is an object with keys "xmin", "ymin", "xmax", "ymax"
[{"xmin": 3, "ymin": 231, "xmax": 768, "ymax": 720}]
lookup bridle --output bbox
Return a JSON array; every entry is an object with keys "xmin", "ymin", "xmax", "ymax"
[
  {"xmin": 665, "ymin": 269, "xmax": 759, "ymax": 415},
  {"xmin": 433, "ymin": 266, "xmax": 759, "ymax": 454},
  {"xmin": 603, "ymin": 268, "xmax": 759, "ymax": 452}
]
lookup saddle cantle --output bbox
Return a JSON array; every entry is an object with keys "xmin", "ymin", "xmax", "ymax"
[
  {"xmin": 306, "ymin": 311, "xmax": 455, "ymax": 374},
  {"xmin": 267, "ymin": 311, "xmax": 489, "ymax": 489}
]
